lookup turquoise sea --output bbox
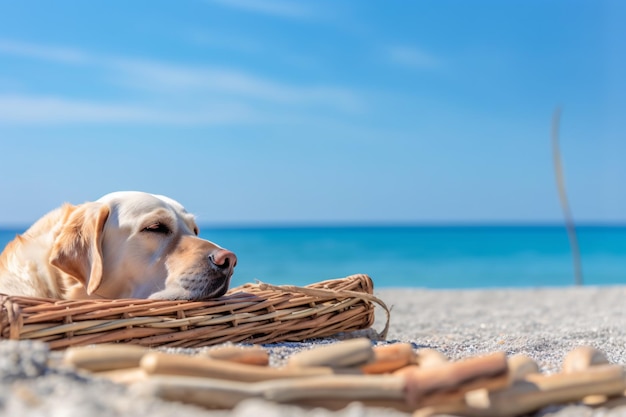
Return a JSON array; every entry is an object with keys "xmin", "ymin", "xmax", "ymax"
[{"xmin": 1, "ymin": 225, "xmax": 625, "ymax": 289}]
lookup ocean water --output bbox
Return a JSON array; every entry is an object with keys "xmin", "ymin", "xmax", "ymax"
[{"xmin": 1, "ymin": 225, "xmax": 625, "ymax": 289}]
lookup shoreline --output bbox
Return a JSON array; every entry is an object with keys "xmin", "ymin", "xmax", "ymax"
[{"xmin": 2, "ymin": 286, "xmax": 626, "ymax": 416}]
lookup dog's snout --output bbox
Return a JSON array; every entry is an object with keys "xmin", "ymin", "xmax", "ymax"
[{"xmin": 209, "ymin": 249, "xmax": 237, "ymax": 270}]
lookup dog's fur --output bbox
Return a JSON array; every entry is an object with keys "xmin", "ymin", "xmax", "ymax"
[{"xmin": 0, "ymin": 191, "xmax": 237, "ymax": 300}]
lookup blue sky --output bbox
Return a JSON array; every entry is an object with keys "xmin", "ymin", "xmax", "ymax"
[{"xmin": 0, "ymin": 0, "xmax": 624, "ymax": 226}]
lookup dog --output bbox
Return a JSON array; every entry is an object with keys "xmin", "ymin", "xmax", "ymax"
[{"xmin": 0, "ymin": 191, "xmax": 237, "ymax": 300}]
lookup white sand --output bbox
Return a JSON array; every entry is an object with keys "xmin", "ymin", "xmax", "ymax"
[
  {"xmin": 2, "ymin": 286, "xmax": 626, "ymax": 416},
  {"xmin": 377, "ymin": 286, "xmax": 626, "ymax": 372}
]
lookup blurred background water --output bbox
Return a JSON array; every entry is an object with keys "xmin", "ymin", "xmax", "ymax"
[{"xmin": 3, "ymin": 225, "xmax": 625, "ymax": 288}]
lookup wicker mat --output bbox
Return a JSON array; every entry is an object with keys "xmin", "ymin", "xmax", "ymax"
[{"xmin": 0, "ymin": 274, "xmax": 389, "ymax": 349}]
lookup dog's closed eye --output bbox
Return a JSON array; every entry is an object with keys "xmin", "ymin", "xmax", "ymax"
[{"xmin": 142, "ymin": 223, "xmax": 171, "ymax": 234}]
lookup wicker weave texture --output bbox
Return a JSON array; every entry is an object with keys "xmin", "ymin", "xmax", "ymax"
[{"xmin": 1, "ymin": 274, "xmax": 387, "ymax": 349}]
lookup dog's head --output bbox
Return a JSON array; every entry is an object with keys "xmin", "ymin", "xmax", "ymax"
[{"xmin": 49, "ymin": 191, "xmax": 236, "ymax": 300}]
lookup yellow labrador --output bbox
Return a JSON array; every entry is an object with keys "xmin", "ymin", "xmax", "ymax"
[{"xmin": 0, "ymin": 191, "xmax": 237, "ymax": 300}]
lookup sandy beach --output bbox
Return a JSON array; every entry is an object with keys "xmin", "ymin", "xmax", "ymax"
[{"xmin": 2, "ymin": 285, "xmax": 626, "ymax": 416}]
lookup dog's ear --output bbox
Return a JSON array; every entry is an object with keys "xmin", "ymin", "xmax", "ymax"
[{"xmin": 49, "ymin": 202, "xmax": 110, "ymax": 295}]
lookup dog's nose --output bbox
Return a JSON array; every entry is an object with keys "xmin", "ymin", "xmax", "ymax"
[{"xmin": 209, "ymin": 249, "xmax": 237, "ymax": 270}]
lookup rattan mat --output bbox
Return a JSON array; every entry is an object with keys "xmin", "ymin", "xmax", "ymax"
[{"xmin": 1, "ymin": 274, "xmax": 389, "ymax": 349}]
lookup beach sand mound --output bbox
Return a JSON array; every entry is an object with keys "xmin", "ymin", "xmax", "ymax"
[{"xmin": 2, "ymin": 286, "xmax": 626, "ymax": 416}]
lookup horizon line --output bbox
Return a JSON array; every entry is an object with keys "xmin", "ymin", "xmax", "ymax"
[
  {"xmin": 4, "ymin": 220, "xmax": 626, "ymax": 231},
  {"xmin": 197, "ymin": 221, "xmax": 626, "ymax": 229}
]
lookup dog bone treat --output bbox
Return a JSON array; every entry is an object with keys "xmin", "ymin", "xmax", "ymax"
[
  {"xmin": 415, "ymin": 348, "xmax": 449, "ymax": 368},
  {"xmin": 136, "ymin": 375, "xmax": 263, "ymax": 409},
  {"xmin": 64, "ymin": 343, "xmax": 626, "ymax": 415},
  {"xmin": 562, "ymin": 347, "xmax": 614, "ymax": 407},
  {"xmin": 137, "ymin": 374, "xmax": 406, "ymax": 409},
  {"xmin": 562, "ymin": 345, "xmax": 609, "ymax": 374},
  {"xmin": 392, "ymin": 348, "xmax": 449, "ymax": 378},
  {"xmin": 403, "ymin": 351, "xmax": 508, "ymax": 404},
  {"xmin": 262, "ymin": 374, "xmax": 406, "ymax": 403},
  {"xmin": 202, "ymin": 344, "xmax": 269, "ymax": 366},
  {"xmin": 141, "ymin": 352, "xmax": 338, "ymax": 382},
  {"xmin": 415, "ymin": 364, "xmax": 626, "ymax": 417},
  {"xmin": 287, "ymin": 338, "xmax": 374, "ymax": 368},
  {"xmin": 523, "ymin": 364, "xmax": 625, "ymax": 392},
  {"xmin": 507, "ymin": 354, "xmax": 540, "ymax": 383},
  {"xmin": 360, "ymin": 343, "xmax": 416, "ymax": 374},
  {"xmin": 63, "ymin": 344, "xmax": 148, "ymax": 372},
  {"xmin": 416, "ymin": 372, "xmax": 511, "ymax": 408},
  {"xmin": 464, "ymin": 364, "xmax": 626, "ymax": 417}
]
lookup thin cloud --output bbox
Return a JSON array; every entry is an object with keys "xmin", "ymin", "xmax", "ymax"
[
  {"xmin": 0, "ymin": 95, "xmax": 257, "ymax": 125},
  {"xmin": 388, "ymin": 45, "xmax": 441, "ymax": 70},
  {"xmin": 208, "ymin": 0, "xmax": 313, "ymax": 19},
  {"xmin": 111, "ymin": 58, "xmax": 362, "ymax": 112},
  {"xmin": 0, "ymin": 39, "xmax": 363, "ymax": 114},
  {"xmin": 0, "ymin": 39, "xmax": 89, "ymax": 64}
]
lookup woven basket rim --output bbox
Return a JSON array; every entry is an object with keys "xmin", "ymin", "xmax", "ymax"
[{"xmin": 1, "ymin": 274, "xmax": 390, "ymax": 348}]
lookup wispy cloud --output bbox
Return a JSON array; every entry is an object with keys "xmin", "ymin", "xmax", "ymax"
[
  {"xmin": 207, "ymin": 0, "xmax": 313, "ymax": 19},
  {"xmin": 0, "ymin": 95, "xmax": 257, "ymax": 125},
  {"xmin": 111, "ymin": 58, "xmax": 362, "ymax": 111},
  {"xmin": 0, "ymin": 39, "xmax": 89, "ymax": 64},
  {"xmin": 388, "ymin": 45, "xmax": 441, "ymax": 70},
  {"xmin": 0, "ymin": 39, "xmax": 364, "ymax": 124}
]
